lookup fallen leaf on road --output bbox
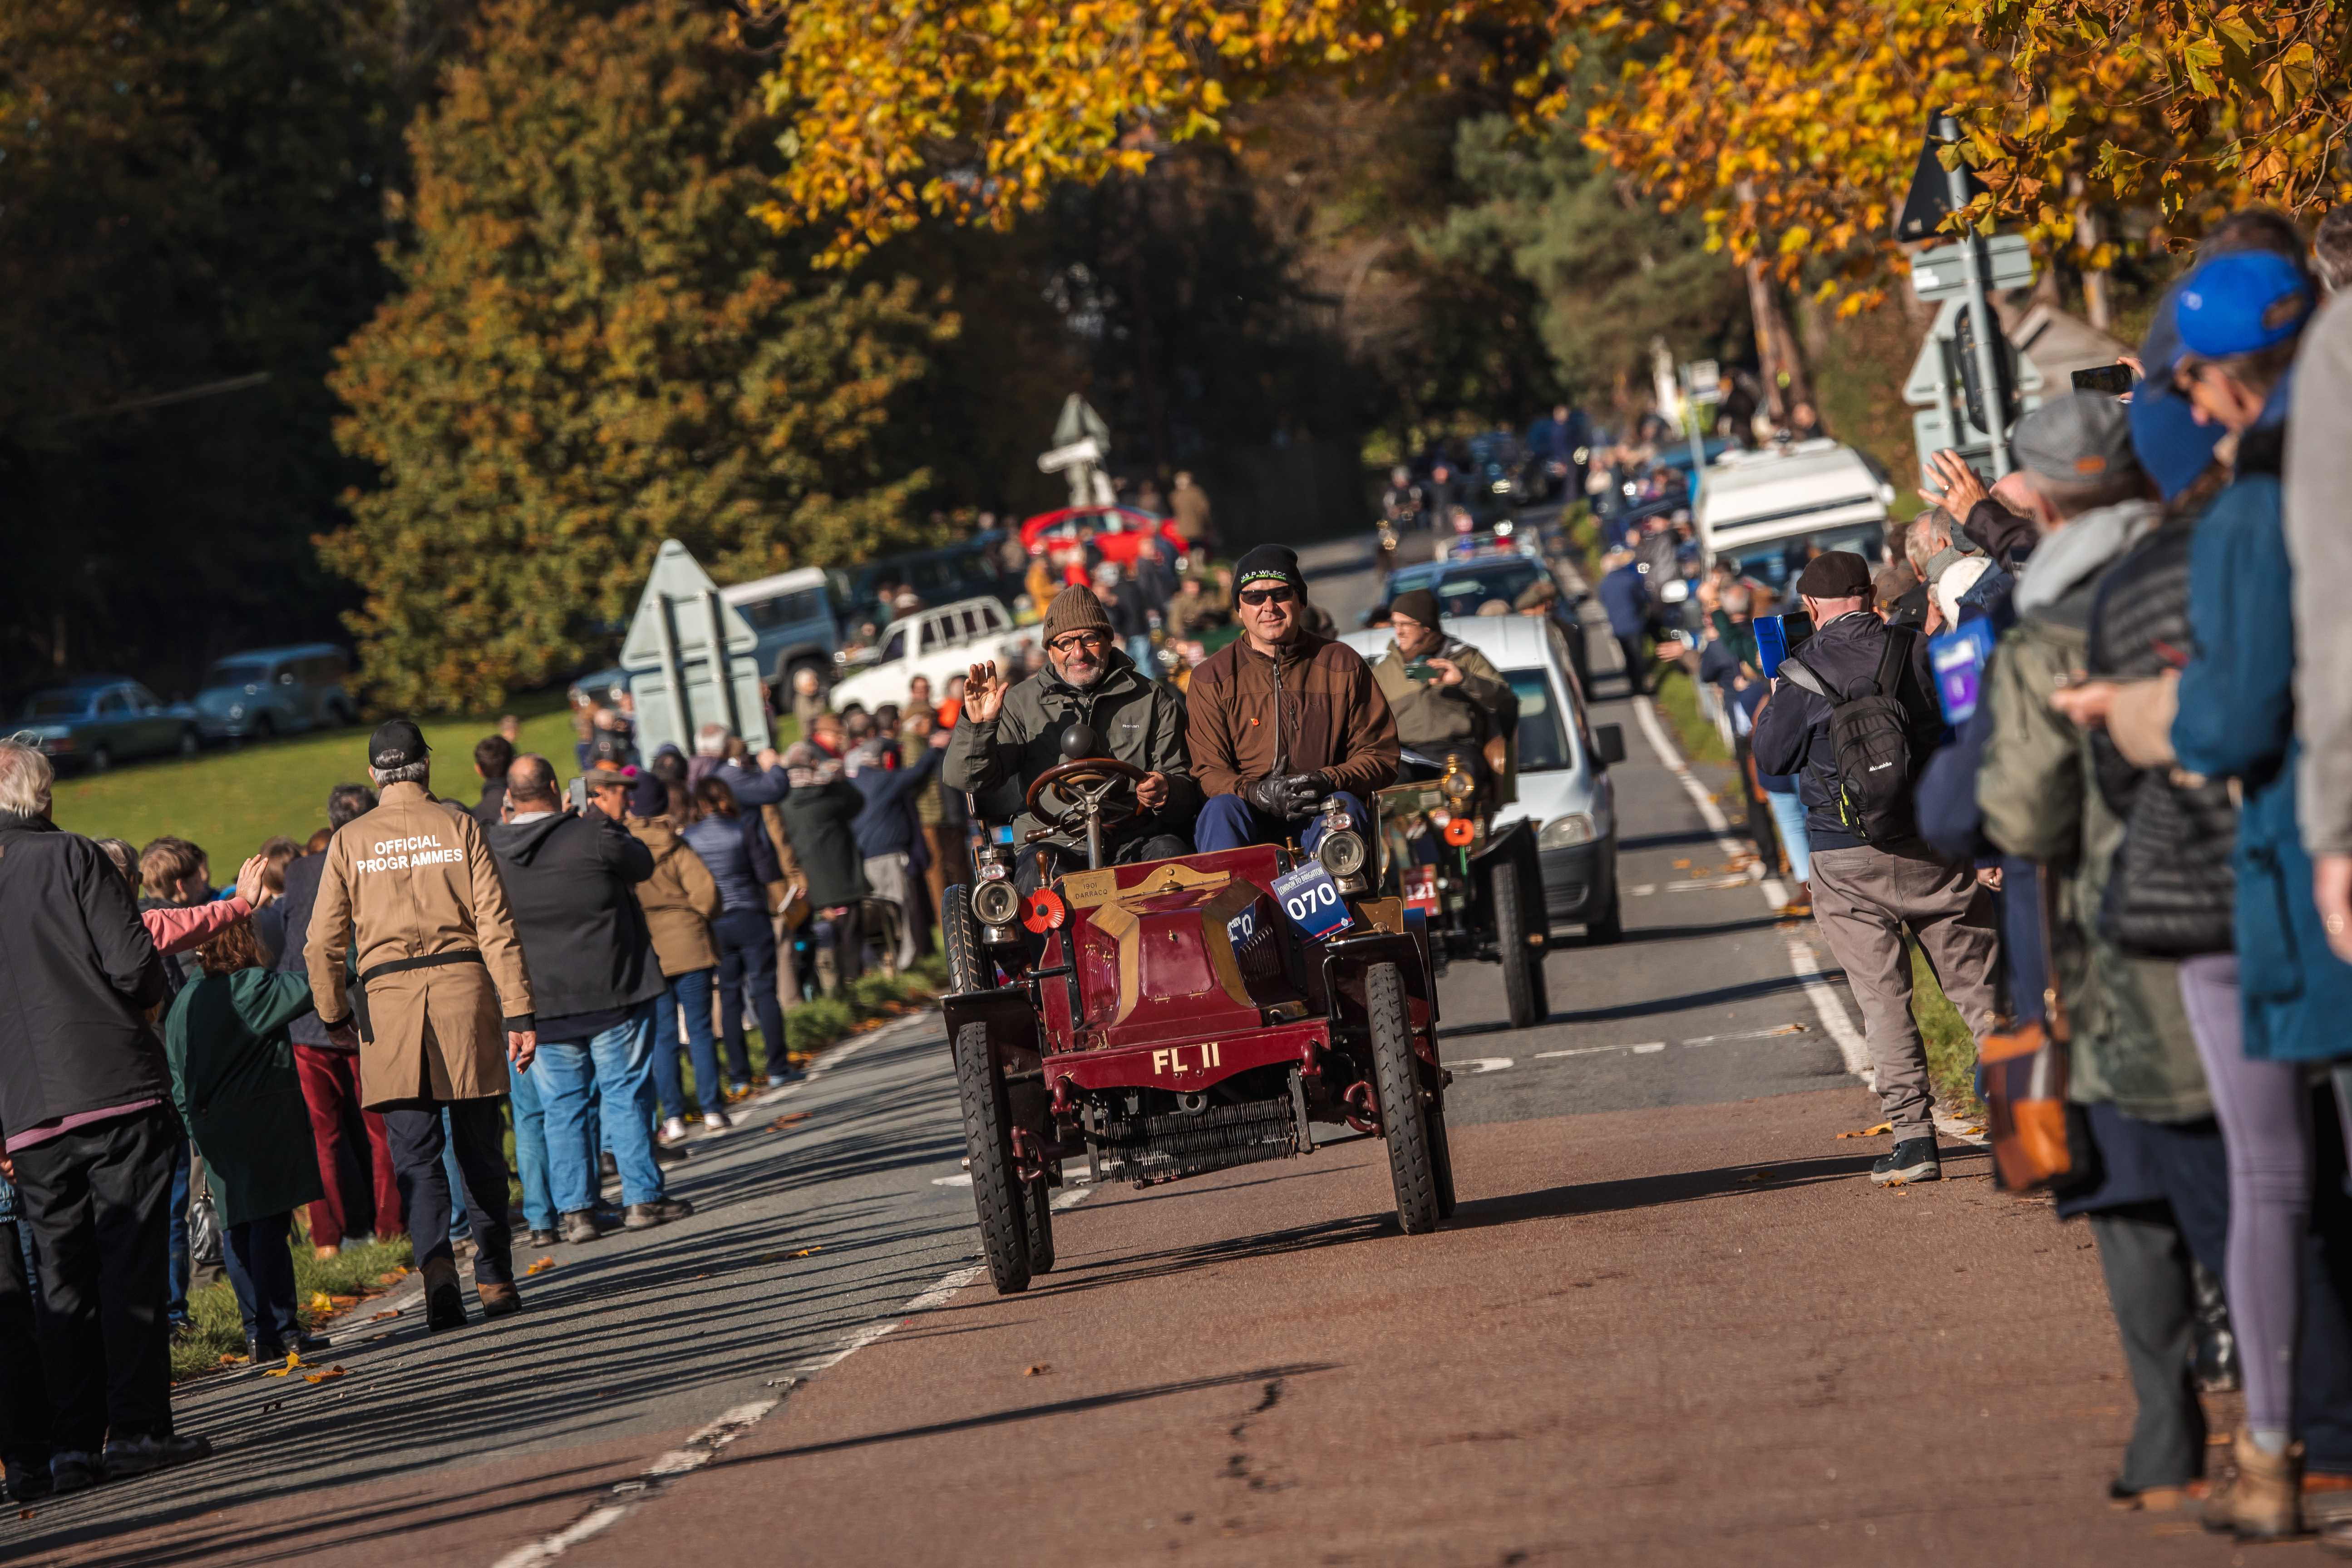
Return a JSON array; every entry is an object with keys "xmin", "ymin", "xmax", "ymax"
[
  {"xmin": 18, "ymin": 1509, "xmax": 31, "ymax": 1521},
  {"xmin": 303, "ymin": 1366, "xmax": 347, "ymax": 1384},
  {"xmin": 794, "ymin": 1246, "xmax": 822, "ymax": 1257},
  {"xmin": 1834, "ymin": 1123, "xmax": 1894, "ymax": 1139},
  {"xmin": 370, "ymin": 1309, "xmax": 401, "ymax": 1321},
  {"xmin": 770, "ymin": 1111, "xmax": 814, "ymax": 1131},
  {"xmin": 379, "ymin": 1268, "xmax": 408, "ymax": 1284},
  {"xmin": 260, "ymin": 1354, "xmax": 306, "ymax": 1378},
  {"xmin": 1737, "ymin": 1171, "xmax": 1772, "ymax": 1183},
  {"xmin": 525, "ymin": 1257, "xmax": 557, "ymax": 1276},
  {"xmin": 759, "ymin": 1251, "xmax": 786, "ymax": 1263},
  {"xmin": 1024, "ymin": 1363, "xmax": 1051, "ymax": 1376},
  {"xmin": 310, "ymin": 1292, "xmax": 335, "ymax": 1313},
  {"xmin": 218, "ymin": 1353, "xmax": 242, "ymax": 1366},
  {"xmin": 1673, "ymin": 859, "xmax": 1692, "ymax": 869}
]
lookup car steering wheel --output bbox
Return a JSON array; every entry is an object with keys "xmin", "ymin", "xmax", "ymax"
[{"xmin": 1023, "ymin": 755, "xmax": 1146, "ymax": 843}]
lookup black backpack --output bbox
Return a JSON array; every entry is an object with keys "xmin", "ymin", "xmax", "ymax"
[{"xmin": 1779, "ymin": 627, "xmax": 1917, "ymax": 843}]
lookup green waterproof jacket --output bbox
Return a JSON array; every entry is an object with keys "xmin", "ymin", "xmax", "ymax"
[
  {"xmin": 778, "ymin": 778, "xmax": 871, "ymax": 910},
  {"xmin": 943, "ymin": 647, "xmax": 1199, "ymax": 848},
  {"xmin": 1369, "ymin": 637, "xmax": 1519, "ymax": 805},
  {"xmin": 164, "ymin": 967, "xmax": 326, "ymax": 1228},
  {"xmin": 1977, "ymin": 607, "xmax": 2210, "ymax": 1123}
]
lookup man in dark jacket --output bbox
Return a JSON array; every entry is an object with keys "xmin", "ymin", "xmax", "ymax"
[
  {"xmin": 780, "ymin": 747, "xmax": 871, "ymax": 991},
  {"xmin": 486, "ymin": 757, "xmax": 686, "ymax": 1244},
  {"xmin": 278, "ymin": 783, "xmax": 402, "ymax": 1256},
  {"xmin": 1751, "ymin": 552, "xmax": 1998, "ymax": 1188},
  {"xmin": 949, "ymin": 584, "xmax": 1198, "ymax": 890},
  {"xmin": 471, "ymin": 735, "xmax": 515, "ymax": 828},
  {"xmin": 1597, "ymin": 550, "xmax": 1654, "ymax": 695},
  {"xmin": 0, "ymin": 739, "xmax": 209, "ymax": 1490},
  {"xmin": 1186, "ymin": 547, "xmax": 1397, "ymax": 855},
  {"xmin": 850, "ymin": 737, "xmax": 944, "ymax": 971}
]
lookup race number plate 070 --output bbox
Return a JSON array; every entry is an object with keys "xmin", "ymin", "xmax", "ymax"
[{"xmin": 1271, "ymin": 861, "xmax": 1354, "ymax": 942}]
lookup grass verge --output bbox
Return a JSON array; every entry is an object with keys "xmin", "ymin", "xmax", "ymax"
[
  {"xmin": 51, "ymin": 696, "xmax": 575, "ymax": 861},
  {"xmin": 1651, "ymin": 661, "xmax": 1731, "ymax": 766},
  {"xmin": 172, "ymin": 1233, "xmax": 415, "ymax": 1382},
  {"xmin": 1909, "ymin": 940, "xmax": 1986, "ymax": 1121}
]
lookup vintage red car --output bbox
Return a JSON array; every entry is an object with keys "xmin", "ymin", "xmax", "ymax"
[{"xmin": 942, "ymin": 731, "xmax": 1455, "ymax": 1294}]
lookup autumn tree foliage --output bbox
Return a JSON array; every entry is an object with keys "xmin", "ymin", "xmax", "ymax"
[
  {"xmin": 328, "ymin": 0, "xmax": 952, "ymax": 713},
  {"xmin": 751, "ymin": 0, "xmax": 2351, "ymax": 296}
]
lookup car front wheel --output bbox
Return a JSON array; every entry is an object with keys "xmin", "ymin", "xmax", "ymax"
[
  {"xmin": 88, "ymin": 745, "xmax": 113, "ymax": 774},
  {"xmin": 178, "ymin": 727, "xmax": 200, "ymax": 756},
  {"xmin": 1368, "ymin": 962, "xmax": 1441, "ymax": 1235},
  {"xmin": 952, "ymin": 1022, "xmax": 1032, "ymax": 1294}
]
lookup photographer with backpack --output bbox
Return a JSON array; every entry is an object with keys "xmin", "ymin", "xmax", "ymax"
[{"xmin": 1752, "ymin": 550, "xmax": 2001, "ymax": 1188}]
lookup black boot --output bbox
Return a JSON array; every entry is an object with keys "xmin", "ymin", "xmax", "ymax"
[
  {"xmin": 1870, "ymin": 1138, "xmax": 1942, "ymax": 1186},
  {"xmin": 2194, "ymin": 1260, "xmax": 2242, "ymax": 1393}
]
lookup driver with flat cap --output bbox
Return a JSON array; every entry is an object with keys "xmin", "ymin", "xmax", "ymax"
[
  {"xmin": 946, "ymin": 584, "xmax": 1199, "ymax": 897},
  {"xmin": 305, "ymin": 719, "xmax": 536, "ymax": 1331},
  {"xmin": 1189, "ymin": 544, "xmax": 1400, "ymax": 853}
]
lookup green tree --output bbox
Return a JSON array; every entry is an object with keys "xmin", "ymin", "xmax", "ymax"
[
  {"xmin": 1433, "ymin": 114, "xmax": 1750, "ymax": 409},
  {"xmin": 327, "ymin": 0, "xmax": 951, "ymax": 714}
]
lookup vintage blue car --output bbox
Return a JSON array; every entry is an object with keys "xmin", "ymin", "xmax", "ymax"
[{"xmin": 19, "ymin": 678, "xmax": 202, "ymax": 773}]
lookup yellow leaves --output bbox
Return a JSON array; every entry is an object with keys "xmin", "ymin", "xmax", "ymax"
[
  {"xmin": 1835, "ymin": 1123, "xmax": 1894, "ymax": 1140},
  {"xmin": 260, "ymin": 1353, "xmax": 308, "ymax": 1378},
  {"xmin": 303, "ymin": 1365, "xmax": 348, "ymax": 1385},
  {"xmin": 309, "ymin": 1292, "xmax": 335, "ymax": 1314},
  {"xmin": 525, "ymin": 1256, "xmax": 557, "ymax": 1276}
]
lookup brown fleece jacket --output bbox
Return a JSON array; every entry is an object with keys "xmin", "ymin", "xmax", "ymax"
[{"xmin": 1183, "ymin": 629, "xmax": 1399, "ymax": 800}]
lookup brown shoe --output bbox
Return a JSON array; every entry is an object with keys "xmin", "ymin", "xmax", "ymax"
[
  {"xmin": 2229, "ymin": 1430, "xmax": 2304, "ymax": 1541},
  {"xmin": 477, "ymin": 1281, "xmax": 522, "ymax": 1319},
  {"xmin": 2200, "ymin": 1466, "xmax": 2235, "ymax": 1533},
  {"xmin": 2321, "ymin": 1516, "xmax": 2352, "ymax": 1557}
]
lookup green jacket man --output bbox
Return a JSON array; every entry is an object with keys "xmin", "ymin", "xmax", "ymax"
[{"xmin": 1370, "ymin": 588, "xmax": 1518, "ymax": 804}]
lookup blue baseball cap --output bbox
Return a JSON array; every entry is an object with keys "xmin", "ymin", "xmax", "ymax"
[
  {"xmin": 2130, "ymin": 279, "xmax": 2225, "ymax": 501},
  {"xmin": 2174, "ymin": 250, "xmax": 2314, "ymax": 358}
]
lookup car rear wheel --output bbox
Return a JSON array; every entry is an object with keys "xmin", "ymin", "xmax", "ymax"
[
  {"xmin": 1024, "ymin": 1177, "xmax": 1056, "ymax": 1274},
  {"xmin": 942, "ymin": 884, "xmax": 987, "ymax": 994},
  {"xmin": 1367, "ymin": 962, "xmax": 1441, "ymax": 1235},
  {"xmin": 86, "ymin": 744, "xmax": 113, "ymax": 774},
  {"xmin": 177, "ymin": 727, "xmax": 200, "ymax": 756},
  {"xmin": 952, "ymin": 1022, "xmax": 1031, "ymax": 1293},
  {"xmin": 252, "ymin": 714, "xmax": 276, "ymax": 742},
  {"xmin": 1492, "ymin": 863, "xmax": 1547, "ymax": 1029}
]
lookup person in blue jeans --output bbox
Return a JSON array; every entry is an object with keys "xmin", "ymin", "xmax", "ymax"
[
  {"xmin": 485, "ymin": 758, "xmax": 694, "ymax": 1246},
  {"xmin": 535, "ymin": 1002, "xmax": 676, "ymax": 1239},
  {"xmin": 508, "ymin": 1058, "xmax": 557, "ymax": 1246},
  {"xmin": 165, "ymin": 1139, "xmax": 192, "ymax": 1333},
  {"xmin": 626, "ymin": 776, "xmax": 732, "ymax": 1139}
]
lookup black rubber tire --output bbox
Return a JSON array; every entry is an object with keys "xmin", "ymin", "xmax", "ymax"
[
  {"xmin": 1587, "ymin": 885, "xmax": 1623, "ymax": 945},
  {"xmin": 942, "ymin": 884, "xmax": 987, "ymax": 994},
  {"xmin": 253, "ymin": 714, "xmax": 276, "ymax": 740},
  {"xmin": 1493, "ymin": 863, "xmax": 1545, "ymax": 1029},
  {"xmin": 88, "ymin": 745, "xmax": 112, "ymax": 774},
  {"xmin": 952, "ymin": 1022, "xmax": 1031, "ymax": 1293},
  {"xmin": 177, "ymin": 727, "xmax": 200, "ymax": 756},
  {"xmin": 1367, "ymin": 962, "xmax": 1441, "ymax": 1234},
  {"xmin": 1024, "ymin": 1178, "xmax": 1056, "ymax": 1274},
  {"xmin": 1428, "ymin": 1100, "xmax": 1459, "ymax": 1221}
]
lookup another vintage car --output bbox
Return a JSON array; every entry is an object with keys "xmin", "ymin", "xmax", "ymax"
[
  {"xmin": 940, "ymin": 726, "xmax": 1455, "ymax": 1294},
  {"xmin": 18, "ymin": 678, "xmax": 201, "ymax": 772}
]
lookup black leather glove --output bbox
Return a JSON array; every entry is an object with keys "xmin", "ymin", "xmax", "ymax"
[{"xmin": 1246, "ymin": 773, "xmax": 1329, "ymax": 818}]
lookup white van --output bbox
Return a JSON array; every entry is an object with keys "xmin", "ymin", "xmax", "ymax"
[{"xmin": 1692, "ymin": 439, "xmax": 1898, "ymax": 599}]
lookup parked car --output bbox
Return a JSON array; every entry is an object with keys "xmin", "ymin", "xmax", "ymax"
[
  {"xmin": 192, "ymin": 644, "xmax": 355, "ymax": 741},
  {"xmin": 722, "ymin": 567, "xmax": 840, "ymax": 692},
  {"xmin": 19, "ymin": 678, "xmax": 202, "ymax": 773},
  {"xmin": 829, "ymin": 543, "xmax": 1009, "ymax": 639},
  {"xmin": 1342, "ymin": 614, "xmax": 1624, "ymax": 939},
  {"xmin": 1373, "ymin": 546, "xmax": 1589, "ymax": 696},
  {"xmin": 827, "ymin": 596, "xmax": 1026, "ymax": 715}
]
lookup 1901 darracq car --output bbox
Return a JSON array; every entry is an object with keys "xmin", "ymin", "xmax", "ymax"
[
  {"xmin": 1374, "ymin": 747, "xmax": 1550, "ymax": 1030},
  {"xmin": 941, "ymin": 726, "xmax": 1453, "ymax": 1294}
]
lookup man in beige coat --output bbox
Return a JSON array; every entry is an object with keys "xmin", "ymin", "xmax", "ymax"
[{"xmin": 306, "ymin": 720, "xmax": 535, "ymax": 1330}]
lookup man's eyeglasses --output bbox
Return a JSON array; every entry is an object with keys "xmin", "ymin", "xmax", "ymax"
[
  {"xmin": 1238, "ymin": 586, "xmax": 1297, "ymax": 607},
  {"xmin": 1048, "ymin": 631, "xmax": 1110, "ymax": 653}
]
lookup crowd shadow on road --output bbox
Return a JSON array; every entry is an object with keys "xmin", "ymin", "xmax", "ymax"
[
  {"xmin": 1448, "ymin": 1143, "xmax": 1994, "ymax": 1230},
  {"xmin": 1600, "ymin": 913, "xmax": 1799, "ymax": 947},
  {"xmin": 5, "ymin": 1018, "xmax": 980, "ymax": 1565}
]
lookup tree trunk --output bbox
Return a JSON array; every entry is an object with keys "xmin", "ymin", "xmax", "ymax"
[
  {"xmin": 2072, "ymin": 176, "xmax": 2113, "ymax": 331},
  {"xmin": 1744, "ymin": 258, "xmax": 1815, "ymax": 430}
]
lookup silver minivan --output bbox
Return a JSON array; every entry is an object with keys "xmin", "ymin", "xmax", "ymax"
[{"xmin": 1342, "ymin": 615, "xmax": 1626, "ymax": 939}]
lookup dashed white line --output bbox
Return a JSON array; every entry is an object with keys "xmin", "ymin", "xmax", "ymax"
[
  {"xmin": 1533, "ymin": 1042, "xmax": 1663, "ymax": 1060},
  {"xmin": 1451, "ymin": 1056, "xmax": 1514, "ymax": 1075}
]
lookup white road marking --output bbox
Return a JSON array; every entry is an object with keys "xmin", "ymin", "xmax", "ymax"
[
  {"xmin": 1664, "ymin": 875, "xmax": 1758, "ymax": 892},
  {"xmin": 1681, "ymin": 1023, "xmax": 1811, "ymax": 1046},
  {"xmin": 487, "ymin": 1010, "xmax": 1056, "ymax": 1568},
  {"xmin": 931, "ymin": 1173, "xmax": 974, "ymax": 1186},
  {"xmin": 1452, "ymin": 1056, "xmax": 1514, "ymax": 1075},
  {"xmin": 1626, "ymin": 883, "xmax": 1658, "ymax": 897},
  {"xmin": 1533, "ymin": 1043, "xmax": 1663, "ymax": 1059},
  {"xmin": 1629, "ymin": 695, "xmax": 1871, "ymax": 1076}
]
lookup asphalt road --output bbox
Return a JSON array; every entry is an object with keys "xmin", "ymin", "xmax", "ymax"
[{"xmin": 22, "ymin": 527, "xmax": 2292, "ymax": 1566}]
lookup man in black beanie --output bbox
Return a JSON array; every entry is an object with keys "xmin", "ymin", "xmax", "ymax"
[
  {"xmin": 1750, "ymin": 551, "xmax": 1997, "ymax": 1189},
  {"xmin": 1187, "ymin": 545, "xmax": 1399, "ymax": 853}
]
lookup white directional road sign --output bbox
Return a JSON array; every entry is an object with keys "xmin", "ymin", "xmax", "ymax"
[
  {"xmin": 1909, "ymin": 234, "xmax": 2035, "ymax": 302},
  {"xmin": 621, "ymin": 539, "xmax": 771, "ymax": 756}
]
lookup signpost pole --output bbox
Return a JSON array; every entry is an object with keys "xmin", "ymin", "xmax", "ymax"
[
  {"xmin": 651, "ymin": 594, "xmax": 687, "ymax": 755},
  {"xmin": 1940, "ymin": 112, "xmax": 2011, "ymax": 478}
]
